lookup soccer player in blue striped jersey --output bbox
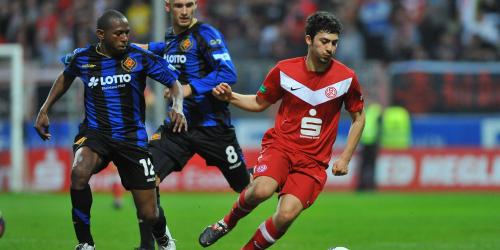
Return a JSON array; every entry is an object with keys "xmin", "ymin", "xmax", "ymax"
[
  {"xmin": 34, "ymin": 10, "xmax": 186, "ymax": 250},
  {"xmin": 132, "ymin": 1, "xmax": 251, "ymax": 249}
]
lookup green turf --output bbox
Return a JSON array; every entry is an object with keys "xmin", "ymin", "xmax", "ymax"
[{"xmin": 0, "ymin": 192, "xmax": 499, "ymax": 249}]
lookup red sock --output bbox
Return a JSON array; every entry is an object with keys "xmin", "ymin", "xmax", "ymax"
[
  {"xmin": 242, "ymin": 217, "xmax": 284, "ymax": 250},
  {"xmin": 223, "ymin": 189, "xmax": 256, "ymax": 229}
]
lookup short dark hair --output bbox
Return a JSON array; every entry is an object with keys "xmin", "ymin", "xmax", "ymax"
[
  {"xmin": 97, "ymin": 9, "xmax": 127, "ymax": 30},
  {"xmin": 305, "ymin": 11, "xmax": 342, "ymax": 39}
]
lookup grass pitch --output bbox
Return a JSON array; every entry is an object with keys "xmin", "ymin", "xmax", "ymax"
[{"xmin": 0, "ymin": 192, "xmax": 499, "ymax": 250}]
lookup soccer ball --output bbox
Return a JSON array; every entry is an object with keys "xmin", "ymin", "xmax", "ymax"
[
  {"xmin": 330, "ymin": 247, "xmax": 349, "ymax": 250},
  {"xmin": 0, "ymin": 211, "xmax": 5, "ymax": 238}
]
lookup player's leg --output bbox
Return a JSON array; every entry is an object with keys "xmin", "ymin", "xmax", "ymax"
[
  {"xmin": 130, "ymin": 188, "xmax": 171, "ymax": 247},
  {"xmin": 113, "ymin": 141, "xmax": 176, "ymax": 249},
  {"xmin": 71, "ymin": 145, "xmax": 107, "ymax": 248},
  {"xmin": 199, "ymin": 145, "xmax": 289, "ymax": 247},
  {"xmin": 111, "ymin": 169, "xmax": 125, "ymax": 209},
  {"xmin": 243, "ymin": 169, "xmax": 327, "ymax": 249},
  {"xmin": 241, "ymin": 194, "xmax": 303, "ymax": 250},
  {"xmin": 199, "ymin": 176, "xmax": 278, "ymax": 247},
  {"xmin": 134, "ymin": 126, "xmax": 193, "ymax": 250},
  {"xmin": 194, "ymin": 126, "xmax": 251, "ymax": 193}
]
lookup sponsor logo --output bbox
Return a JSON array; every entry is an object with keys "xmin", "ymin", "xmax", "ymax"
[
  {"xmin": 229, "ymin": 161, "xmax": 242, "ymax": 170},
  {"xmin": 259, "ymin": 85, "xmax": 267, "ymax": 94},
  {"xmin": 165, "ymin": 54, "xmax": 187, "ymax": 64},
  {"xmin": 290, "ymin": 87, "xmax": 302, "ymax": 91},
  {"xmin": 74, "ymin": 136, "xmax": 87, "ymax": 146},
  {"xmin": 255, "ymin": 164, "xmax": 267, "ymax": 173},
  {"xmin": 180, "ymin": 38, "xmax": 193, "ymax": 52},
  {"xmin": 150, "ymin": 133, "xmax": 161, "ymax": 140},
  {"xmin": 300, "ymin": 109, "xmax": 322, "ymax": 139},
  {"xmin": 212, "ymin": 53, "xmax": 231, "ymax": 61},
  {"xmin": 209, "ymin": 39, "xmax": 222, "ymax": 45},
  {"xmin": 121, "ymin": 57, "xmax": 137, "ymax": 71},
  {"xmin": 88, "ymin": 74, "xmax": 131, "ymax": 88},
  {"xmin": 81, "ymin": 64, "xmax": 96, "ymax": 68},
  {"xmin": 325, "ymin": 86, "xmax": 337, "ymax": 99}
]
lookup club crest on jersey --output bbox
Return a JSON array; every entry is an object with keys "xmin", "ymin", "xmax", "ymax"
[
  {"xmin": 255, "ymin": 164, "xmax": 268, "ymax": 173},
  {"xmin": 325, "ymin": 86, "xmax": 337, "ymax": 99},
  {"xmin": 121, "ymin": 57, "xmax": 137, "ymax": 72},
  {"xmin": 179, "ymin": 38, "xmax": 193, "ymax": 52}
]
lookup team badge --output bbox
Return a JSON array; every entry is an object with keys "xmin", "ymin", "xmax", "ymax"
[
  {"xmin": 325, "ymin": 86, "xmax": 337, "ymax": 99},
  {"xmin": 121, "ymin": 57, "xmax": 137, "ymax": 72},
  {"xmin": 255, "ymin": 164, "xmax": 268, "ymax": 173},
  {"xmin": 179, "ymin": 38, "xmax": 193, "ymax": 52}
]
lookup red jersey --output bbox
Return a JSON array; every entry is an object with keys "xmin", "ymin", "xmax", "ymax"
[{"xmin": 256, "ymin": 57, "xmax": 364, "ymax": 167}]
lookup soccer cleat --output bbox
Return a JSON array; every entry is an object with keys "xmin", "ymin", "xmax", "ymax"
[
  {"xmin": 165, "ymin": 238, "xmax": 177, "ymax": 250},
  {"xmin": 199, "ymin": 220, "xmax": 230, "ymax": 247},
  {"xmin": 155, "ymin": 234, "xmax": 171, "ymax": 250},
  {"xmin": 75, "ymin": 243, "xmax": 95, "ymax": 250}
]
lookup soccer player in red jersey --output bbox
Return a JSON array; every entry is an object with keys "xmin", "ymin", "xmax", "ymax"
[{"xmin": 198, "ymin": 11, "xmax": 366, "ymax": 249}]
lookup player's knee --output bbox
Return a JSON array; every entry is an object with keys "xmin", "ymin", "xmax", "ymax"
[
  {"xmin": 138, "ymin": 209, "xmax": 159, "ymax": 225},
  {"xmin": 70, "ymin": 167, "xmax": 91, "ymax": 188},
  {"xmin": 248, "ymin": 183, "xmax": 274, "ymax": 202},
  {"xmin": 275, "ymin": 208, "xmax": 300, "ymax": 225}
]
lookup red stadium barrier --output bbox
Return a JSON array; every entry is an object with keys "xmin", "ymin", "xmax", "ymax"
[{"xmin": 0, "ymin": 148, "xmax": 499, "ymax": 192}]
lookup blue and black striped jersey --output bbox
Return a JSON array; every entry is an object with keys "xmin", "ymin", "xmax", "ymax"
[
  {"xmin": 148, "ymin": 22, "xmax": 237, "ymax": 127},
  {"xmin": 62, "ymin": 44, "xmax": 179, "ymax": 148}
]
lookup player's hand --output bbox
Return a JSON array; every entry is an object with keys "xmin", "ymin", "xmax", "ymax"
[
  {"xmin": 169, "ymin": 109, "xmax": 187, "ymax": 133},
  {"xmin": 332, "ymin": 157, "xmax": 349, "ymax": 176},
  {"xmin": 34, "ymin": 110, "xmax": 51, "ymax": 140},
  {"xmin": 212, "ymin": 83, "xmax": 232, "ymax": 102},
  {"xmin": 163, "ymin": 88, "xmax": 171, "ymax": 100}
]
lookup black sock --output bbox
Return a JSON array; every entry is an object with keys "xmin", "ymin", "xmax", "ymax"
[
  {"xmin": 137, "ymin": 216, "xmax": 155, "ymax": 249},
  {"xmin": 71, "ymin": 185, "xmax": 94, "ymax": 246},
  {"xmin": 151, "ymin": 186, "xmax": 167, "ymax": 241}
]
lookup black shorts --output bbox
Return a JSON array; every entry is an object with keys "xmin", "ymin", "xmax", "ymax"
[
  {"xmin": 149, "ymin": 125, "xmax": 250, "ymax": 192},
  {"xmin": 73, "ymin": 129, "xmax": 156, "ymax": 190}
]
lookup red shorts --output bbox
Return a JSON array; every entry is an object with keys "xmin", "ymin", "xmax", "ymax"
[{"xmin": 253, "ymin": 145, "xmax": 327, "ymax": 209}]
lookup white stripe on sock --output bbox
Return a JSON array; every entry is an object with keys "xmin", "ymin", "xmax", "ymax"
[{"xmin": 259, "ymin": 222, "xmax": 275, "ymax": 243}]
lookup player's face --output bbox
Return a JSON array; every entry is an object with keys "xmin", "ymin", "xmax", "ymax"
[
  {"xmin": 306, "ymin": 31, "xmax": 339, "ymax": 64},
  {"xmin": 98, "ymin": 18, "xmax": 130, "ymax": 55},
  {"xmin": 166, "ymin": 0, "xmax": 197, "ymax": 29}
]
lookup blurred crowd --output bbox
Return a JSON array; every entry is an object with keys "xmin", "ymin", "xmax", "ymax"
[{"xmin": 0, "ymin": 0, "xmax": 499, "ymax": 67}]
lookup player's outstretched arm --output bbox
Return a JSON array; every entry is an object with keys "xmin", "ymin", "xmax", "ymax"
[
  {"xmin": 168, "ymin": 80, "xmax": 188, "ymax": 132},
  {"xmin": 212, "ymin": 83, "xmax": 271, "ymax": 112},
  {"xmin": 163, "ymin": 84, "xmax": 193, "ymax": 99},
  {"xmin": 332, "ymin": 110, "xmax": 366, "ymax": 176},
  {"xmin": 34, "ymin": 72, "xmax": 75, "ymax": 140}
]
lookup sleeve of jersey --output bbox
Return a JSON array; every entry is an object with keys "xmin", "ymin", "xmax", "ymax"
[
  {"xmin": 188, "ymin": 28, "xmax": 237, "ymax": 94},
  {"xmin": 61, "ymin": 50, "xmax": 80, "ymax": 77},
  {"xmin": 145, "ymin": 53, "xmax": 179, "ymax": 87},
  {"xmin": 344, "ymin": 73, "xmax": 364, "ymax": 112},
  {"xmin": 256, "ymin": 65, "xmax": 283, "ymax": 104},
  {"xmin": 148, "ymin": 42, "xmax": 166, "ymax": 56}
]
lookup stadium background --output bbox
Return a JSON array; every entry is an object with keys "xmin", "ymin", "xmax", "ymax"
[{"xmin": 0, "ymin": 0, "xmax": 499, "ymax": 249}]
